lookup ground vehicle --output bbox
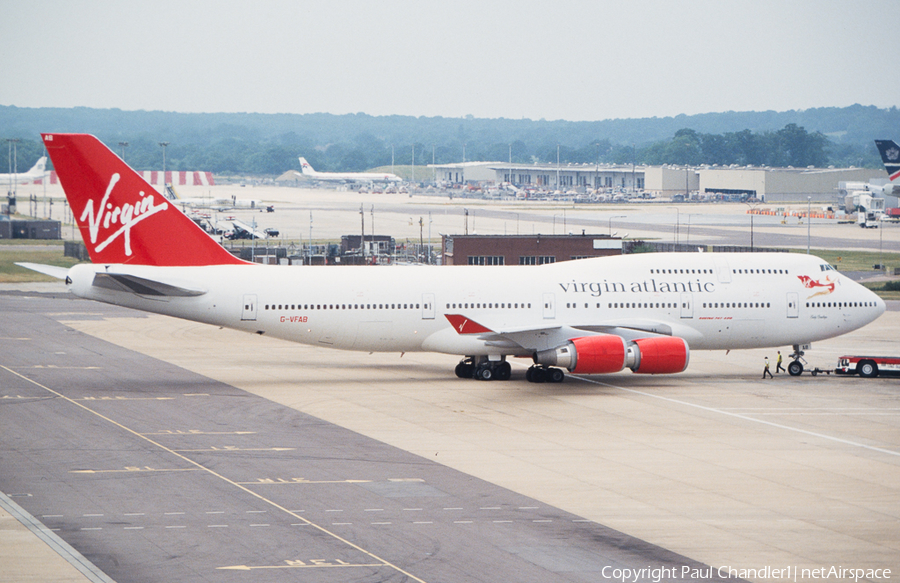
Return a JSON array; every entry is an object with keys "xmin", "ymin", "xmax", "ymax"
[{"xmin": 835, "ymin": 355, "xmax": 900, "ymax": 378}]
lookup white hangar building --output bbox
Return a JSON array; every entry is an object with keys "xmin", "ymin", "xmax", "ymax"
[{"xmin": 430, "ymin": 162, "xmax": 880, "ymax": 203}]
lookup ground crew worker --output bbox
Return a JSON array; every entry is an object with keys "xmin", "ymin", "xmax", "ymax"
[
  {"xmin": 776, "ymin": 351, "xmax": 785, "ymax": 374},
  {"xmin": 763, "ymin": 356, "xmax": 773, "ymax": 379}
]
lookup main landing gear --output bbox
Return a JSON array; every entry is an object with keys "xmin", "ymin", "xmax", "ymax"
[
  {"xmin": 454, "ymin": 357, "xmax": 566, "ymax": 383},
  {"xmin": 787, "ymin": 344, "xmax": 806, "ymax": 376},
  {"xmin": 455, "ymin": 356, "xmax": 511, "ymax": 381},
  {"xmin": 525, "ymin": 365, "xmax": 565, "ymax": 383}
]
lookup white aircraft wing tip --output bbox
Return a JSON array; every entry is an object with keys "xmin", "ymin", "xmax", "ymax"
[{"xmin": 15, "ymin": 262, "xmax": 70, "ymax": 280}]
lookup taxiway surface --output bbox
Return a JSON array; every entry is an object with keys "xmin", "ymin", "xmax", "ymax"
[{"xmin": 2, "ymin": 291, "xmax": 742, "ymax": 583}]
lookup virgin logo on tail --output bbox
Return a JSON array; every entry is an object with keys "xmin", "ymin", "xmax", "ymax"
[{"xmin": 81, "ymin": 173, "xmax": 170, "ymax": 257}]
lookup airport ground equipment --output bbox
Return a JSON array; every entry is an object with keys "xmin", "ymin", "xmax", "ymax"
[{"xmin": 835, "ymin": 355, "xmax": 900, "ymax": 378}]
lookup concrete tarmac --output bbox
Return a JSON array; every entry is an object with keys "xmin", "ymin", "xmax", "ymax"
[
  {"xmin": 2, "ymin": 291, "xmax": 737, "ymax": 583},
  {"xmin": 1, "ymin": 285, "xmax": 898, "ymax": 582}
]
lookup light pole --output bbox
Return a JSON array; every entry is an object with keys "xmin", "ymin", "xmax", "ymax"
[
  {"xmin": 158, "ymin": 142, "xmax": 169, "ymax": 194},
  {"xmin": 742, "ymin": 201, "xmax": 757, "ymax": 251},
  {"xmin": 667, "ymin": 206, "xmax": 680, "ymax": 245},
  {"xmin": 609, "ymin": 215, "xmax": 625, "ymax": 237},
  {"xmin": 807, "ymin": 196, "xmax": 811, "ymax": 254},
  {"xmin": 118, "ymin": 141, "xmax": 129, "ymax": 161}
]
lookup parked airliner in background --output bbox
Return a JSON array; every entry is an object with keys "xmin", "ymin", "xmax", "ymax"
[
  {"xmin": 1, "ymin": 156, "xmax": 47, "ymax": 186},
  {"xmin": 874, "ymin": 139, "xmax": 900, "ymax": 194},
  {"xmin": 296, "ymin": 157, "xmax": 402, "ymax": 184},
  {"xmin": 166, "ymin": 189, "xmax": 267, "ymax": 212},
  {"xmin": 19, "ymin": 134, "xmax": 886, "ymax": 382}
]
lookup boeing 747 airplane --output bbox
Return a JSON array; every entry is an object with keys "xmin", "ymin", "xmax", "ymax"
[
  {"xmin": 296, "ymin": 157, "xmax": 402, "ymax": 184},
  {"xmin": 20, "ymin": 134, "xmax": 886, "ymax": 382},
  {"xmin": 1, "ymin": 156, "xmax": 47, "ymax": 186}
]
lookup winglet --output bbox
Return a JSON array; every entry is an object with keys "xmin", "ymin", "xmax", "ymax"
[{"xmin": 444, "ymin": 314, "xmax": 494, "ymax": 334}]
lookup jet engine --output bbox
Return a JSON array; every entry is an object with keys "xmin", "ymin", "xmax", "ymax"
[
  {"xmin": 533, "ymin": 335, "xmax": 689, "ymax": 375},
  {"xmin": 533, "ymin": 335, "xmax": 626, "ymax": 374},
  {"xmin": 628, "ymin": 336, "xmax": 690, "ymax": 374}
]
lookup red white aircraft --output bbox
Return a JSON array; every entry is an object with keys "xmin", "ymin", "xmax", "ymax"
[{"xmin": 20, "ymin": 134, "xmax": 886, "ymax": 382}]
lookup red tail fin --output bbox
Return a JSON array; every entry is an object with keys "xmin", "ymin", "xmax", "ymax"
[{"xmin": 42, "ymin": 133, "xmax": 245, "ymax": 266}]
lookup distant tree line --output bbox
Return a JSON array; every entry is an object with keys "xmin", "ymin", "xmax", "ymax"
[{"xmin": 1, "ymin": 104, "xmax": 893, "ymax": 176}]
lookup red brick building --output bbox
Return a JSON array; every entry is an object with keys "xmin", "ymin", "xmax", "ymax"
[{"xmin": 441, "ymin": 234, "xmax": 622, "ymax": 266}]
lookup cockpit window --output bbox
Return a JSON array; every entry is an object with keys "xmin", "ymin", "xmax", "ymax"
[{"xmin": 820, "ymin": 264, "xmax": 835, "ymax": 271}]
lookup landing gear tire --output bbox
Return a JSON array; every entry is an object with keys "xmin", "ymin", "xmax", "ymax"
[
  {"xmin": 495, "ymin": 362, "xmax": 512, "ymax": 381},
  {"xmin": 476, "ymin": 366, "xmax": 493, "ymax": 381},
  {"xmin": 858, "ymin": 360, "xmax": 879, "ymax": 378},
  {"xmin": 787, "ymin": 361, "xmax": 803, "ymax": 376},
  {"xmin": 526, "ymin": 365, "xmax": 564, "ymax": 383},
  {"xmin": 455, "ymin": 362, "xmax": 475, "ymax": 379}
]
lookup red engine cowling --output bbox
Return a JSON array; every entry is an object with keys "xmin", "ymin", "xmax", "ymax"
[
  {"xmin": 629, "ymin": 336, "xmax": 690, "ymax": 374},
  {"xmin": 532, "ymin": 335, "xmax": 627, "ymax": 374}
]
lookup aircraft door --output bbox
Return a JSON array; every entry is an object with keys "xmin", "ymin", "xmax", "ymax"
[
  {"xmin": 786, "ymin": 292, "xmax": 799, "ymax": 318},
  {"xmin": 422, "ymin": 293, "xmax": 435, "ymax": 319},
  {"xmin": 713, "ymin": 256, "xmax": 732, "ymax": 283},
  {"xmin": 543, "ymin": 293, "xmax": 556, "ymax": 319},
  {"xmin": 680, "ymin": 292, "xmax": 693, "ymax": 318},
  {"xmin": 241, "ymin": 294, "xmax": 257, "ymax": 321}
]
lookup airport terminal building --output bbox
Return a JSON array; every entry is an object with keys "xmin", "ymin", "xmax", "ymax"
[{"xmin": 430, "ymin": 162, "xmax": 877, "ymax": 203}]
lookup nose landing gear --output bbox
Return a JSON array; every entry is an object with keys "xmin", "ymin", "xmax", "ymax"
[{"xmin": 787, "ymin": 344, "xmax": 807, "ymax": 376}]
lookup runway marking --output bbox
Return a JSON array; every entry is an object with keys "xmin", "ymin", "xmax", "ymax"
[
  {"xmin": 573, "ymin": 374, "xmax": 900, "ymax": 457},
  {"xmin": 2, "ymin": 395, "xmax": 54, "ymax": 400},
  {"xmin": 77, "ymin": 396, "xmax": 175, "ymax": 401},
  {"xmin": 70, "ymin": 466, "xmax": 200, "ymax": 474},
  {"xmin": 142, "ymin": 430, "xmax": 257, "ymax": 435},
  {"xmin": 1, "ymin": 364, "xmax": 429, "ymax": 583},
  {"xmin": 28, "ymin": 365, "xmax": 102, "ymax": 370},
  {"xmin": 219, "ymin": 559, "xmax": 385, "ymax": 571},
  {"xmin": 237, "ymin": 478, "xmax": 372, "ymax": 485},
  {"xmin": 172, "ymin": 446, "xmax": 295, "ymax": 452}
]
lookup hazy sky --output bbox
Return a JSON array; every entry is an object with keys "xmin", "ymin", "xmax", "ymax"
[{"xmin": 2, "ymin": 0, "xmax": 897, "ymax": 121}]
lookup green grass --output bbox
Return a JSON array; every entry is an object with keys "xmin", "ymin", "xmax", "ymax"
[
  {"xmin": 0, "ymin": 247, "xmax": 81, "ymax": 282},
  {"xmin": 792, "ymin": 248, "xmax": 900, "ymax": 273},
  {"xmin": 861, "ymin": 282, "xmax": 900, "ymax": 301}
]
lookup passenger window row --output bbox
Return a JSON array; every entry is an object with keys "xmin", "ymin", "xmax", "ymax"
[
  {"xmin": 446, "ymin": 302, "xmax": 532, "ymax": 309},
  {"xmin": 264, "ymin": 303, "xmax": 422, "ymax": 310},
  {"xmin": 806, "ymin": 301, "xmax": 876, "ymax": 308},
  {"xmin": 703, "ymin": 302, "xmax": 770, "ymax": 308}
]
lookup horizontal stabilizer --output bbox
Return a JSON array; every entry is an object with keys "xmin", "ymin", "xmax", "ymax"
[
  {"xmin": 15, "ymin": 262, "xmax": 69, "ymax": 280},
  {"xmin": 92, "ymin": 272, "xmax": 207, "ymax": 297}
]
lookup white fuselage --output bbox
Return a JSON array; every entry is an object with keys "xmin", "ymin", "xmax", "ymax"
[
  {"xmin": 65, "ymin": 253, "xmax": 885, "ymax": 357},
  {"xmin": 299, "ymin": 169, "xmax": 402, "ymax": 184},
  {"xmin": 1, "ymin": 157, "xmax": 47, "ymax": 186}
]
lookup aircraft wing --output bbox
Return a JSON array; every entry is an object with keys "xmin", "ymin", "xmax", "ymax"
[
  {"xmin": 15, "ymin": 262, "xmax": 69, "ymax": 280},
  {"xmin": 17, "ymin": 263, "xmax": 208, "ymax": 297},
  {"xmin": 445, "ymin": 314, "xmax": 676, "ymax": 353},
  {"xmin": 90, "ymin": 271, "xmax": 208, "ymax": 297}
]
